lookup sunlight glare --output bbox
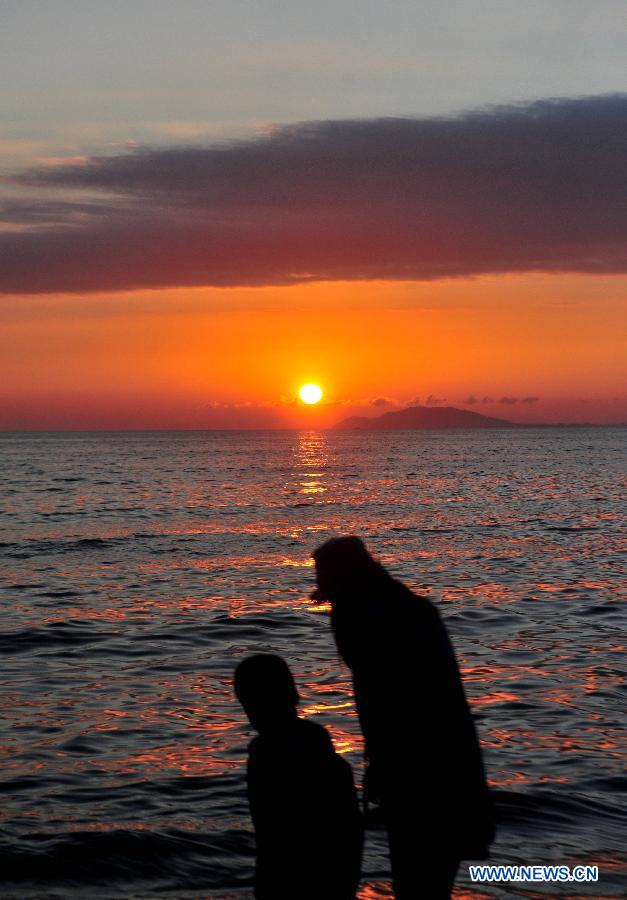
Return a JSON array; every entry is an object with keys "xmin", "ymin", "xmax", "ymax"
[{"xmin": 299, "ymin": 383, "xmax": 323, "ymax": 405}]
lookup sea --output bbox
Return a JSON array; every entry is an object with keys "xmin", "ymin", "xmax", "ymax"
[{"xmin": 0, "ymin": 428, "xmax": 625, "ymax": 898}]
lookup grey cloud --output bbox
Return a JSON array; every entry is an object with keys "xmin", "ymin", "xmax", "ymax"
[
  {"xmin": 2, "ymin": 94, "xmax": 627, "ymax": 293},
  {"xmin": 466, "ymin": 394, "xmax": 540, "ymax": 406}
]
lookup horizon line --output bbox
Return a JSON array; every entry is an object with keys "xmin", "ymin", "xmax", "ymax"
[{"xmin": 1, "ymin": 423, "xmax": 625, "ymax": 435}]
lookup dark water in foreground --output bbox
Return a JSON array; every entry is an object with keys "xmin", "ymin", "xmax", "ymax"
[{"xmin": 0, "ymin": 429, "xmax": 625, "ymax": 898}]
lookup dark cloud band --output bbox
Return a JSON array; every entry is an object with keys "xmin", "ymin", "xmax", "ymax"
[{"xmin": 2, "ymin": 94, "xmax": 626, "ymax": 294}]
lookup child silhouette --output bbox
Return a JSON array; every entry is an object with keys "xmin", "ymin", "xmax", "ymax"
[{"xmin": 234, "ymin": 654, "xmax": 363, "ymax": 899}]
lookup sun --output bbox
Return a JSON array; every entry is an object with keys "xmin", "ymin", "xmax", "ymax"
[{"xmin": 299, "ymin": 383, "xmax": 323, "ymax": 405}]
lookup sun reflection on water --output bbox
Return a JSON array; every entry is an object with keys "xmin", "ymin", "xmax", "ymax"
[{"xmin": 292, "ymin": 430, "xmax": 330, "ymax": 499}]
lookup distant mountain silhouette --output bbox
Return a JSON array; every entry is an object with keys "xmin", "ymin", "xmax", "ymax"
[{"xmin": 334, "ymin": 404, "xmax": 516, "ymax": 430}]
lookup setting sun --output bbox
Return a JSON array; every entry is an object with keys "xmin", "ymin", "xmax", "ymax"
[{"xmin": 299, "ymin": 383, "xmax": 323, "ymax": 405}]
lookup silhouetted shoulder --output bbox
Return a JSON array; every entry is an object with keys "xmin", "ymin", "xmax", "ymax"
[
  {"xmin": 331, "ymin": 573, "xmax": 446, "ymax": 669},
  {"xmin": 248, "ymin": 717, "xmax": 334, "ymax": 763},
  {"xmin": 293, "ymin": 716, "xmax": 335, "ymax": 751},
  {"xmin": 390, "ymin": 578, "xmax": 440, "ymax": 617}
]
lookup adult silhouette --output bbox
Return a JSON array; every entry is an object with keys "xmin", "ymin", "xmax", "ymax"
[{"xmin": 312, "ymin": 536, "xmax": 494, "ymax": 899}]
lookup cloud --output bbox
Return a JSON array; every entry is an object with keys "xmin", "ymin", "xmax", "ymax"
[
  {"xmin": 370, "ymin": 396, "xmax": 394, "ymax": 407},
  {"xmin": 498, "ymin": 395, "xmax": 540, "ymax": 405},
  {"xmin": 2, "ymin": 94, "xmax": 627, "ymax": 294},
  {"xmin": 464, "ymin": 394, "xmax": 540, "ymax": 405}
]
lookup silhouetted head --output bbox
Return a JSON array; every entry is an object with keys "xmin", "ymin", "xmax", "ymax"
[
  {"xmin": 311, "ymin": 536, "xmax": 382, "ymax": 604},
  {"xmin": 234, "ymin": 654, "xmax": 300, "ymax": 733}
]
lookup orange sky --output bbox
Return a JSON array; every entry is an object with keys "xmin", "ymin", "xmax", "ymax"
[
  {"xmin": 2, "ymin": 12, "xmax": 627, "ymax": 430},
  {"xmin": 2, "ymin": 273, "xmax": 626, "ymax": 428}
]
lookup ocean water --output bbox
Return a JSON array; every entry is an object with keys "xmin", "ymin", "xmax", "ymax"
[{"xmin": 0, "ymin": 428, "xmax": 625, "ymax": 899}]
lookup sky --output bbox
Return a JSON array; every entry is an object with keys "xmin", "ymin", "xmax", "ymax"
[{"xmin": 1, "ymin": 0, "xmax": 626, "ymax": 427}]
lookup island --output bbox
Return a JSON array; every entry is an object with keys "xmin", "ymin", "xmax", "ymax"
[{"xmin": 334, "ymin": 404, "xmax": 516, "ymax": 430}]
